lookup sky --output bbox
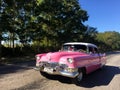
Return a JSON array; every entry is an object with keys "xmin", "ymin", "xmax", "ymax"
[{"xmin": 79, "ymin": 0, "xmax": 120, "ymax": 32}]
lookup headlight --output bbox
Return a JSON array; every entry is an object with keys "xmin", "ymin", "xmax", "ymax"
[
  {"xmin": 67, "ymin": 58, "xmax": 74, "ymax": 64},
  {"xmin": 36, "ymin": 56, "xmax": 40, "ymax": 60}
]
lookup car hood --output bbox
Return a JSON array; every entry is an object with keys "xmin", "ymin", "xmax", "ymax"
[{"xmin": 37, "ymin": 51, "xmax": 87, "ymax": 62}]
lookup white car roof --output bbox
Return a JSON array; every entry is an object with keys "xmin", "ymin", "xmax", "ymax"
[{"xmin": 63, "ymin": 42, "xmax": 97, "ymax": 48}]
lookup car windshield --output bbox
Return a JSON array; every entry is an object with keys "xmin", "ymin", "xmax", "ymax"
[{"xmin": 62, "ymin": 44, "xmax": 87, "ymax": 53}]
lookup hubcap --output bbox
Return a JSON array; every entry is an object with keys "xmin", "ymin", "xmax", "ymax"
[{"xmin": 77, "ymin": 72, "xmax": 83, "ymax": 82}]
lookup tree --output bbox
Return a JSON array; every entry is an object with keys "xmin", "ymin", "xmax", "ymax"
[
  {"xmin": 0, "ymin": 0, "xmax": 8, "ymax": 57},
  {"xmin": 1, "ymin": 0, "xmax": 100, "ymax": 56},
  {"xmin": 32, "ymin": 0, "xmax": 88, "ymax": 51},
  {"xmin": 96, "ymin": 31, "xmax": 120, "ymax": 51},
  {"xmin": 1, "ymin": 0, "xmax": 35, "ymax": 53},
  {"xmin": 0, "ymin": 0, "xmax": 3, "ymax": 57},
  {"xmin": 1, "ymin": 0, "xmax": 19, "ymax": 53},
  {"xmin": 83, "ymin": 26, "xmax": 98, "ymax": 43}
]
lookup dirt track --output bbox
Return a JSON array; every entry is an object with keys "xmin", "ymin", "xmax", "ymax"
[{"xmin": 0, "ymin": 52, "xmax": 120, "ymax": 90}]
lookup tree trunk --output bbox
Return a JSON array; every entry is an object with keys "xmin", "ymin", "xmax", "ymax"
[
  {"xmin": 12, "ymin": 32, "xmax": 15, "ymax": 55},
  {"xmin": 0, "ymin": 32, "xmax": 2, "ymax": 58}
]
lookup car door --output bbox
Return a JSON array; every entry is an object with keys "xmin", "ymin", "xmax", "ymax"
[{"xmin": 86, "ymin": 46, "xmax": 101, "ymax": 73}]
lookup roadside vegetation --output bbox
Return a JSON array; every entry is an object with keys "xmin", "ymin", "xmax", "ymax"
[{"xmin": 0, "ymin": 0, "xmax": 120, "ymax": 63}]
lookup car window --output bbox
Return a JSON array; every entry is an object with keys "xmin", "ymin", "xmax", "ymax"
[
  {"xmin": 62, "ymin": 44, "xmax": 87, "ymax": 52},
  {"xmin": 88, "ymin": 46, "xmax": 98, "ymax": 54},
  {"xmin": 74, "ymin": 45, "xmax": 87, "ymax": 52}
]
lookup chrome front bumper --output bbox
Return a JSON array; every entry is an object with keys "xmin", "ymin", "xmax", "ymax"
[
  {"xmin": 34, "ymin": 66, "xmax": 79, "ymax": 78},
  {"xmin": 60, "ymin": 70, "xmax": 79, "ymax": 78}
]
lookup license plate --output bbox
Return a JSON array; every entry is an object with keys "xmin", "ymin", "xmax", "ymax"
[{"xmin": 44, "ymin": 67, "xmax": 53, "ymax": 73}]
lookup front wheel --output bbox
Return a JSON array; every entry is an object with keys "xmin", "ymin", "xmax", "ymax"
[{"xmin": 72, "ymin": 71, "xmax": 83, "ymax": 85}]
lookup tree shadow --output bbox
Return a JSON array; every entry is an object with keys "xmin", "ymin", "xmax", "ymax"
[
  {"xmin": 42, "ymin": 65, "xmax": 120, "ymax": 87},
  {"xmin": 40, "ymin": 72, "xmax": 72, "ymax": 84},
  {"xmin": 78, "ymin": 65, "xmax": 120, "ymax": 87},
  {"xmin": 106, "ymin": 51, "xmax": 120, "ymax": 55},
  {"xmin": 0, "ymin": 61, "xmax": 35, "ymax": 75}
]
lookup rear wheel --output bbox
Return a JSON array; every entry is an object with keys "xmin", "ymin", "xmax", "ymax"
[{"xmin": 100, "ymin": 63, "xmax": 105, "ymax": 70}]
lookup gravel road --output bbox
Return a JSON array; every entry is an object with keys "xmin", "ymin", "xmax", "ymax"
[{"xmin": 0, "ymin": 52, "xmax": 120, "ymax": 90}]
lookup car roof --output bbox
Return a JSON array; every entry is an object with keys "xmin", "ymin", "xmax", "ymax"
[{"xmin": 63, "ymin": 42, "xmax": 97, "ymax": 48}]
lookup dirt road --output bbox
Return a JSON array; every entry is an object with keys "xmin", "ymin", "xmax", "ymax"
[{"xmin": 0, "ymin": 52, "xmax": 120, "ymax": 90}]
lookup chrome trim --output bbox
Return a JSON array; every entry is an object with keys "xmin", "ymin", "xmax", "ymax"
[
  {"xmin": 59, "ymin": 71, "xmax": 79, "ymax": 78},
  {"xmin": 40, "ymin": 69, "xmax": 79, "ymax": 78},
  {"xmin": 33, "ymin": 67, "xmax": 41, "ymax": 71},
  {"xmin": 34, "ymin": 62, "xmax": 79, "ymax": 78},
  {"xmin": 34, "ymin": 67, "xmax": 79, "ymax": 78}
]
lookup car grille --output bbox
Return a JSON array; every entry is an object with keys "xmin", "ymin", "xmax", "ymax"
[
  {"xmin": 40, "ymin": 62, "xmax": 68, "ymax": 69},
  {"xmin": 43, "ymin": 62, "xmax": 58, "ymax": 67}
]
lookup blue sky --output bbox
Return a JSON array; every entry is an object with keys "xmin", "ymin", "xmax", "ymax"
[{"xmin": 79, "ymin": 0, "xmax": 120, "ymax": 32}]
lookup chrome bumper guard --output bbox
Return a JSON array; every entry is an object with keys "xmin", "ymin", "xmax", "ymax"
[
  {"xmin": 34, "ymin": 66, "xmax": 79, "ymax": 78},
  {"xmin": 34, "ymin": 67, "xmax": 41, "ymax": 71},
  {"xmin": 60, "ymin": 71, "xmax": 79, "ymax": 78}
]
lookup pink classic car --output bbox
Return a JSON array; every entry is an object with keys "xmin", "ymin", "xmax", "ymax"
[{"xmin": 34, "ymin": 42, "xmax": 106, "ymax": 83}]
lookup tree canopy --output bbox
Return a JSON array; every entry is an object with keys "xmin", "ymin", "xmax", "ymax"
[
  {"xmin": 0, "ymin": 0, "xmax": 120, "ymax": 58},
  {"xmin": 96, "ymin": 31, "xmax": 120, "ymax": 51}
]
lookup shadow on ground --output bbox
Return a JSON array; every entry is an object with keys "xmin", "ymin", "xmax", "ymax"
[
  {"xmin": 0, "ymin": 61, "xmax": 35, "ymax": 75},
  {"xmin": 106, "ymin": 51, "xmax": 120, "ymax": 55},
  {"xmin": 43, "ymin": 65, "xmax": 120, "ymax": 87}
]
